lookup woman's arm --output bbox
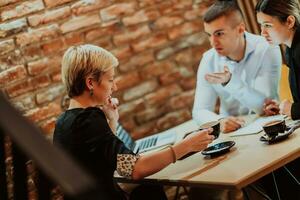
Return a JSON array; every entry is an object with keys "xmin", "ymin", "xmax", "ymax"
[{"xmin": 131, "ymin": 128, "xmax": 214, "ymax": 180}]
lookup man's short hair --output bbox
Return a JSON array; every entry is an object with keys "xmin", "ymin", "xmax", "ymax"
[{"xmin": 203, "ymin": 0, "xmax": 243, "ymax": 24}]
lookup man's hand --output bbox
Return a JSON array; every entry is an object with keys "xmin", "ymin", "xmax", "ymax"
[
  {"xmin": 263, "ymin": 98, "xmax": 279, "ymax": 116},
  {"xmin": 205, "ymin": 66, "xmax": 231, "ymax": 85},
  {"xmin": 279, "ymin": 99, "xmax": 292, "ymax": 117},
  {"xmin": 220, "ymin": 116, "xmax": 245, "ymax": 133}
]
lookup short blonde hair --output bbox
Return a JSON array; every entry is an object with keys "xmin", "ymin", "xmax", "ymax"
[{"xmin": 61, "ymin": 44, "xmax": 119, "ymax": 97}]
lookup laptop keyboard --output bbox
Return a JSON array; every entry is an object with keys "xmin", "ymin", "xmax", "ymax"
[{"xmin": 139, "ymin": 137, "xmax": 158, "ymax": 150}]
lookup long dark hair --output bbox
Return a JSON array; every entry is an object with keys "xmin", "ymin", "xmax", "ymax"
[{"xmin": 255, "ymin": 0, "xmax": 300, "ymax": 28}]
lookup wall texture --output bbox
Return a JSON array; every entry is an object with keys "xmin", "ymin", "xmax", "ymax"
[{"xmin": 0, "ymin": 0, "xmax": 214, "ymax": 139}]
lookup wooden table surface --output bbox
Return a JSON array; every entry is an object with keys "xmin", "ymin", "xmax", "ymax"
[{"xmin": 115, "ymin": 116, "xmax": 300, "ymax": 189}]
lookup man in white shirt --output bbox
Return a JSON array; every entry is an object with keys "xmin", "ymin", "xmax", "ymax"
[{"xmin": 192, "ymin": 0, "xmax": 282, "ymax": 133}]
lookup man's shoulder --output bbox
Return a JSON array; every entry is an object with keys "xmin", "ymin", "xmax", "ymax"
[
  {"xmin": 202, "ymin": 48, "xmax": 218, "ymax": 61},
  {"xmin": 246, "ymin": 32, "xmax": 279, "ymax": 54}
]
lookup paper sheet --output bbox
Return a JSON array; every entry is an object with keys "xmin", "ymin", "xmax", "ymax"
[{"xmin": 230, "ymin": 115, "xmax": 285, "ymax": 137}]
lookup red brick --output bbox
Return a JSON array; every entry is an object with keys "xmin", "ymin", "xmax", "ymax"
[
  {"xmin": 6, "ymin": 80, "xmax": 34, "ymax": 98},
  {"xmin": 184, "ymin": 9, "xmax": 200, "ymax": 20},
  {"xmin": 158, "ymin": 0, "xmax": 193, "ymax": 15},
  {"xmin": 40, "ymin": 117, "xmax": 57, "ymax": 135},
  {"xmin": 131, "ymin": 121, "xmax": 156, "ymax": 140},
  {"xmin": 0, "ymin": 65, "xmax": 26, "ymax": 86},
  {"xmin": 85, "ymin": 24, "xmax": 122, "ymax": 41},
  {"xmin": 123, "ymin": 8, "xmax": 160, "ymax": 26},
  {"xmin": 136, "ymin": 106, "xmax": 168, "ymax": 124},
  {"xmin": 6, "ymin": 75, "xmax": 51, "ymax": 98},
  {"xmin": 0, "ymin": 18, "xmax": 27, "ymax": 38},
  {"xmin": 44, "ymin": 0, "xmax": 72, "ymax": 8},
  {"xmin": 28, "ymin": 6, "xmax": 71, "ymax": 27},
  {"xmin": 169, "ymin": 90, "xmax": 195, "ymax": 109},
  {"xmin": 140, "ymin": 61, "xmax": 176, "ymax": 79},
  {"xmin": 64, "ymin": 32, "xmax": 84, "ymax": 46},
  {"xmin": 60, "ymin": 14, "xmax": 101, "ymax": 33},
  {"xmin": 145, "ymin": 84, "xmax": 182, "ymax": 105},
  {"xmin": 1, "ymin": 0, "xmax": 44, "ymax": 21},
  {"xmin": 71, "ymin": 0, "xmax": 110, "ymax": 15},
  {"xmin": 139, "ymin": 0, "xmax": 164, "ymax": 7},
  {"xmin": 42, "ymin": 39, "xmax": 64, "ymax": 55},
  {"xmin": 180, "ymin": 77, "xmax": 196, "ymax": 90},
  {"xmin": 119, "ymin": 117, "xmax": 136, "ymax": 131},
  {"xmin": 132, "ymin": 33, "xmax": 168, "ymax": 52},
  {"xmin": 25, "ymin": 102, "xmax": 61, "ymax": 123},
  {"xmin": 16, "ymin": 24, "xmax": 61, "ymax": 47},
  {"xmin": 155, "ymin": 47, "xmax": 176, "ymax": 60},
  {"xmin": 51, "ymin": 70, "xmax": 62, "ymax": 83},
  {"xmin": 168, "ymin": 21, "xmax": 203, "ymax": 40},
  {"xmin": 100, "ymin": 2, "xmax": 137, "ymax": 22},
  {"xmin": 193, "ymin": 1, "xmax": 213, "ymax": 17},
  {"xmin": 111, "ymin": 45, "xmax": 132, "ymax": 61},
  {"xmin": 123, "ymin": 80, "xmax": 158, "ymax": 101},
  {"xmin": 0, "ymin": 39, "xmax": 15, "ymax": 55},
  {"xmin": 160, "ymin": 67, "xmax": 194, "ymax": 85},
  {"xmin": 174, "ymin": 48, "xmax": 194, "ymax": 66},
  {"xmin": 36, "ymin": 85, "xmax": 64, "ymax": 104},
  {"xmin": 12, "ymin": 95, "xmax": 35, "ymax": 112},
  {"xmin": 0, "ymin": 0, "xmax": 20, "ymax": 7},
  {"xmin": 119, "ymin": 99, "xmax": 146, "ymax": 119},
  {"xmin": 156, "ymin": 109, "xmax": 191, "ymax": 130},
  {"xmin": 152, "ymin": 14, "xmax": 184, "ymax": 30},
  {"xmin": 113, "ymin": 24, "xmax": 150, "ymax": 46},
  {"xmin": 21, "ymin": 45, "xmax": 42, "ymax": 62},
  {"xmin": 27, "ymin": 58, "xmax": 48, "ymax": 76},
  {"xmin": 173, "ymin": 0, "xmax": 193, "ymax": 10},
  {"xmin": 115, "ymin": 71, "xmax": 140, "ymax": 91},
  {"xmin": 119, "ymin": 51, "xmax": 154, "ymax": 72},
  {"xmin": 0, "ymin": 50, "xmax": 24, "ymax": 70},
  {"xmin": 92, "ymin": 37, "xmax": 113, "ymax": 50}
]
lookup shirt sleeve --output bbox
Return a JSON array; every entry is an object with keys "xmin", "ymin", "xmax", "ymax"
[
  {"xmin": 223, "ymin": 45, "xmax": 282, "ymax": 114},
  {"xmin": 192, "ymin": 52, "xmax": 223, "ymax": 125},
  {"xmin": 72, "ymin": 108, "xmax": 138, "ymax": 177}
]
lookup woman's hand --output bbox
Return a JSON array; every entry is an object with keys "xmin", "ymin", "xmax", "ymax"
[
  {"xmin": 183, "ymin": 128, "xmax": 214, "ymax": 152},
  {"xmin": 102, "ymin": 97, "xmax": 119, "ymax": 122},
  {"xmin": 220, "ymin": 117, "xmax": 245, "ymax": 133},
  {"xmin": 263, "ymin": 98, "xmax": 279, "ymax": 116},
  {"xmin": 102, "ymin": 97, "xmax": 119, "ymax": 133},
  {"xmin": 279, "ymin": 99, "xmax": 292, "ymax": 117}
]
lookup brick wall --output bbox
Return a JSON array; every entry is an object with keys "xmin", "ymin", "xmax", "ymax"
[{"xmin": 0, "ymin": 0, "xmax": 213, "ymax": 139}]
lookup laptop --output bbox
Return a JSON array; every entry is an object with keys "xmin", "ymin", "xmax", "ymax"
[{"xmin": 116, "ymin": 124, "xmax": 177, "ymax": 153}]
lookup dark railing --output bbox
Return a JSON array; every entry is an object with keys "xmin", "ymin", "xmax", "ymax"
[{"xmin": 0, "ymin": 92, "xmax": 105, "ymax": 200}]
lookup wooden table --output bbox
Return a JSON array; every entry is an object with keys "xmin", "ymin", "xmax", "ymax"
[{"xmin": 115, "ymin": 116, "xmax": 300, "ymax": 190}]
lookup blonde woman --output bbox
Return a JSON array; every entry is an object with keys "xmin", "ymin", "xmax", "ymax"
[{"xmin": 54, "ymin": 44, "xmax": 214, "ymax": 200}]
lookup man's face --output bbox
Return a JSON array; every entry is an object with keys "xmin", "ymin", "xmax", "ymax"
[{"xmin": 204, "ymin": 16, "xmax": 244, "ymax": 57}]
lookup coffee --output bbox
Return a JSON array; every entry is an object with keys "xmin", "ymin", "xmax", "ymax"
[
  {"xmin": 263, "ymin": 120, "xmax": 286, "ymax": 137},
  {"xmin": 200, "ymin": 121, "xmax": 220, "ymax": 139},
  {"xmin": 200, "ymin": 121, "xmax": 219, "ymax": 129},
  {"xmin": 264, "ymin": 120, "xmax": 282, "ymax": 127}
]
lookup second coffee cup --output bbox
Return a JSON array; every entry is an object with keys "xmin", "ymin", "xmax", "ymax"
[{"xmin": 199, "ymin": 121, "xmax": 220, "ymax": 139}]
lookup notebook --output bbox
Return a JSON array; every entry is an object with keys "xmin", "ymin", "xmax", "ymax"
[{"xmin": 116, "ymin": 124, "xmax": 177, "ymax": 153}]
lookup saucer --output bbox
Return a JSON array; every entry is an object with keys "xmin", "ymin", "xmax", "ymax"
[
  {"xmin": 260, "ymin": 127, "xmax": 294, "ymax": 144},
  {"xmin": 201, "ymin": 141, "xmax": 235, "ymax": 156}
]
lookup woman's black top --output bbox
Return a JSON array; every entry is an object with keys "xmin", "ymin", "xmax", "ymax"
[
  {"xmin": 285, "ymin": 27, "xmax": 300, "ymax": 119},
  {"xmin": 53, "ymin": 107, "xmax": 133, "ymax": 199}
]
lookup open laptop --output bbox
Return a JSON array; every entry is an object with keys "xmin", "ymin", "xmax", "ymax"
[{"xmin": 116, "ymin": 124, "xmax": 177, "ymax": 153}]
